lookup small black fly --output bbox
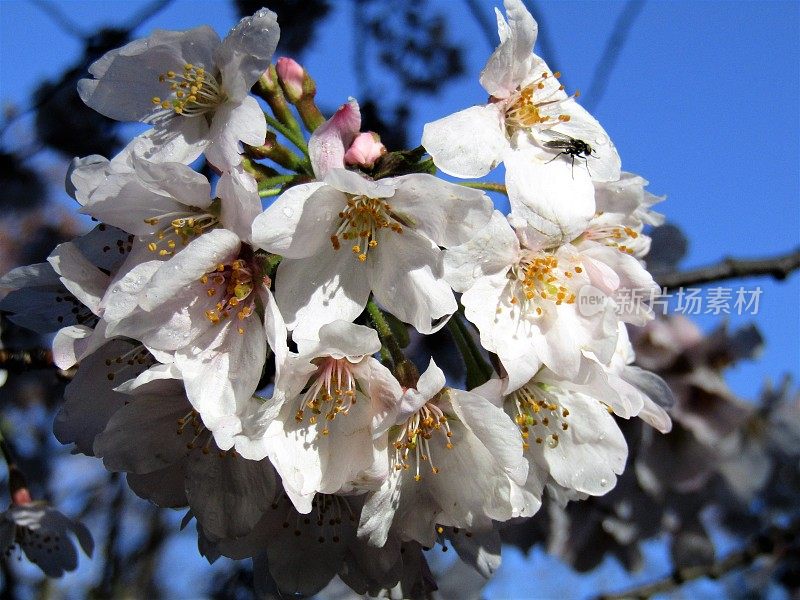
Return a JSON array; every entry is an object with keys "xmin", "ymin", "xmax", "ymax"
[{"xmin": 543, "ymin": 130, "xmax": 594, "ymax": 177}]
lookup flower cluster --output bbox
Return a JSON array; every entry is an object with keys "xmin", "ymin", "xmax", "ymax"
[
  {"xmin": 0, "ymin": 1, "xmax": 673, "ymax": 594},
  {"xmin": 501, "ymin": 316, "xmax": 799, "ymax": 595}
]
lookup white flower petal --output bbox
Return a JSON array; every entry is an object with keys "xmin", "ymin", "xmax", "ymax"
[
  {"xmin": 176, "ymin": 318, "xmax": 266, "ymax": 446},
  {"xmin": 275, "ymin": 252, "xmax": 371, "ymax": 338},
  {"xmin": 297, "ymin": 320, "xmax": 381, "ymax": 359},
  {"xmin": 449, "ymin": 388, "xmax": 528, "ymax": 485},
  {"xmin": 444, "ymin": 210, "xmax": 519, "ymax": 292},
  {"xmin": 126, "ymin": 465, "xmax": 189, "ymax": 508},
  {"xmin": 52, "ymin": 322, "xmax": 107, "ymax": 370},
  {"xmin": 250, "ymin": 182, "xmax": 332, "ymax": 258},
  {"xmin": 140, "ymin": 228, "xmax": 240, "ymax": 311},
  {"xmin": 48, "ymin": 241, "xmax": 109, "ymax": 315},
  {"xmin": 309, "ymin": 98, "xmax": 361, "ymax": 179},
  {"xmin": 506, "ymin": 148, "xmax": 595, "ymax": 244},
  {"xmin": 132, "ymin": 157, "xmax": 212, "ymax": 208},
  {"xmin": 547, "ymin": 100, "xmax": 621, "ymax": 182},
  {"xmin": 94, "ymin": 393, "xmax": 192, "ymax": 473},
  {"xmin": 369, "ymin": 231, "xmax": 456, "ymax": 335},
  {"xmin": 390, "ymin": 174, "xmax": 492, "ymax": 247},
  {"xmin": 186, "ymin": 453, "xmax": 276, "ymax": 540},
  {"xmin": 206, "ymin": 96, "xmax": 266, "ymax": 169},
  {"xmin": 325, "ymin": 168, "xmax": 395, "ymax": 198},
  {"xmin": 214, "ymin": 8, "xmax": 280, "ymax": 100},
  {"xmin": 543, "ymin": 392, "xmax": 628, "ymax": 495},
  {"xmin": 421, "ymin": 104, "xmax": 507, "ymax": 178},
  {"xmin": 78, "ymin": 26, "xmax": 219, "ymax": 122},
  {"xmin": 480, "ymin": 0, "xmax": 538, "ymax": 97},
  {"xmin": 217, "ymin": 167, "xmax": 262, "ymax": 241},
  {"xmin": 128, "ymin": 119, "xmax": 210, "ymax": 165},
  {"xmin": 54, "ymin": 339, "xmax": 151, "ymax": 456}
]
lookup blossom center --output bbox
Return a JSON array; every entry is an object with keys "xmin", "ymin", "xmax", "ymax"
[
  {"xmin": 54, "ymin": 292, "xmax": 98, "ymax": 327},
  {"xmin": 504, "ymin": 71, "xmax": 573, "ymax": 132},
  {"xmin": 150, "ymin": 63, "xmax": 226, "ymax": 117},
  {"xmin": 502, "ymin": 251, "xmax": 581, "ymax": 319},
  {"xmin": 200, "ymin": 258, "xmax": 258, "ymax": 333},
  {"xmin": 294, "ymin": 357, "xmax": 359, "ymax": 436},
  {"xmin": 144, "ymin": 211, "xmax": 218, "ymax": 257},
  {"xmin": 393, "ymin": 400, "xmax": 453, "ymax": 481},
  {"xmin": 102, "ymin": 343, "xmax": 154, "ymax": 382},
  {"xmin": 175, "ymin": 409, "xmax": 217, "ymax": 454},
  {"xmin": 582, "ymin": 224, "xmax": 641, "ymax": 255},
  {"xmin": 508, "ymin": 383, "xmax": 570, "ymax": 451},
  {"xmin": 330, "ymin": 195, "xmax": 403, "ymax": 262}
]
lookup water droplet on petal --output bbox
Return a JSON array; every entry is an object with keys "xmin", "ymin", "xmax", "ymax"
[
  {"xmin": 282, "ymin": 207, "xmax": 294, "ymax": 218},
  {"xmin": 599, "ymin": 478, "xmax": 608, "ymax": 487}
]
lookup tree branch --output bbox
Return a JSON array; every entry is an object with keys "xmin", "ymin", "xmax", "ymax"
[
  {"xmin": 655, "ymin": 248, "xmax": 800, "ymax": 289},
  {"xmin": 584, "ymin": 1, "xmax": 646, "ymax": 112},
  {"xmin": 598, "ymin": 520, "xmax": 798, "ymax": 600},
  {"xmin": 0, "ymin": 348, "xmax": 54, "ymax": 371},
  {"xmin": 464, "ymin": 0, "xmax": 498, "ymax": 50}
]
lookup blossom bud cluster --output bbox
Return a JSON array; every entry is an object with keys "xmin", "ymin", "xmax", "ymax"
[{"xmin": 0, "ymin": 1, "xmax": 673, "ymax": 594}]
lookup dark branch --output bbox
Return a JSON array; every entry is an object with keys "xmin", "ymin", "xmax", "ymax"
[
  {"xmin": 94, "ymin": 473, "xmax": 125, "ymax": 598},
  {"xmin": 584, "ymin": 0, "xmax": 646, "ymax": 112},
  {"xmin": 0, "ymin": 348, "xmax": 55, "ymax": 372},
  {"xmin": 123, "ymin": 0, "xmax": 173, "ymax": 33},
  {"xmin": 525, "ymin": 1, "xmax": 560, "ymax": 73},
  {"xmin": 598, "ymin": 520, "xmax": 798, "ymax": 600},
  {"xmin": 656, "ymin": 248, "xmax": 800, "ymax": 288},
  {"xmin": 464, "ymin": 0, "xmax": 498, "ymax": 50},
  {"xmin": 30, "ymin": 0, "xmax": 87, "ymax": 39}
]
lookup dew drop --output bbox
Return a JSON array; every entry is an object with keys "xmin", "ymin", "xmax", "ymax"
[
  {"xmin": 282, "ymin": 207, "xmax": 294, "ymax": 218},
  {"xmin": 599, "ymin": 478, "xmax": 608, "ymax": 487}
]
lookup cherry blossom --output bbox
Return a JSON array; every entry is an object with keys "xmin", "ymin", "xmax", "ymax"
[
  {"xmin": 78, "ymin": 9, "xmax": 280, "ymax": 170},
  {"xmin": 99, "ymin": 228, "xmax": 287, "ymax": 450},
  {"xmin": 445, "ymin": 211, "xmax": 619, "ymax": 388},
  {"xmin": 0, "ymin": 501, "xmax": 93, "ymax": 578},
  {"xmin": 252, "ymin": 162, "xmax": 492, "ymax": 338},
  {"xmin": 358, "ymin": 360, "xmax": 528, "ymax": 548},
  {"xmin": 239, "ymin": 320, "xmax": 402, "ymax": 512},
  {"xmin": 422, "ymin": 0, "xmax": 621, "ymax": 241}
]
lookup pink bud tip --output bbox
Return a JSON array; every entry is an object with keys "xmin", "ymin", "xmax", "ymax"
[
  {"xmin": 276, "ymin": 57, "xmax": 305, "ymax": 99},
  {"xmin": 11, "ymin": 487, "xmax": 33, "ymax": 506},
  {"xmin": 345, "ymin": 132, "xmax": 387, "ymax": 169}
]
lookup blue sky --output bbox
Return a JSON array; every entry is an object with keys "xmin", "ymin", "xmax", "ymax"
[{"xmin": 1, "ymin": 0, "xmax": 798, "ymax": 597}]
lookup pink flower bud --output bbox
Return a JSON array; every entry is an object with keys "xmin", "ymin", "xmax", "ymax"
[
  {"xmin": 276, "ymin": 57, "xmax": 305, "ymax": 101},
  {"xmin": 345, "ymin": 132, "xmax": 387, "ymax": 169},
  {"xmin": 11, "ymin": 486, "xmax": 33, "ymax": 506}
]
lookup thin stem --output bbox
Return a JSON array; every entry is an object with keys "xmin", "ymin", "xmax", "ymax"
[
  {"xmin": 459, "ymin": 182, "xmax": 508, "ymax": 195},
  {"xmin": 447, "ymin": 313, "xmax": 493, "ymax": 389},
  {"xmin": 0, "ymin": 435, "xmax": 14, "ymax": 468},
  {"xmin": 366, "ymin": 300, "xmax": 406, "ymax": 367},
  {"xmin": 264, "ymin": 113, "xmax": 309, "ymax": 157},
  {"xmin": 257, "ymin": 174, "xmax": 300, "ymax": 198}
]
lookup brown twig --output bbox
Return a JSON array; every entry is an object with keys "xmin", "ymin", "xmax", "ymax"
[
  {"xmin": 656, "ymin": 248, "xmax": 800, "ymax": 289},
  {"xmin": 0, "ymin": 348, "xmax": 54, "ymax": 371},
  {"xmin": 598, "ymin": 521, "xmax": 798, "ymax": 599}
]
